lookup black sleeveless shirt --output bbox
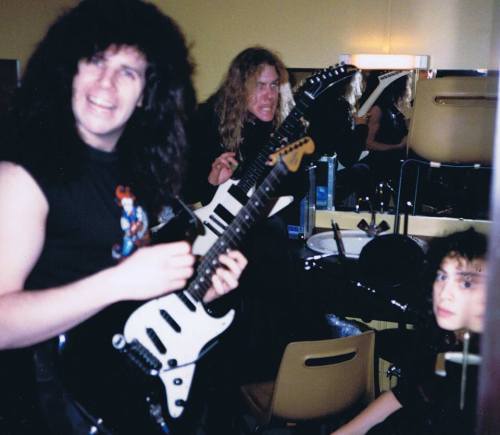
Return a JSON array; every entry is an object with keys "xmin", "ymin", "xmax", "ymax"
[
  {"xmin": 374, "ymin": 103, "xmax": 408, "ymax": 146},
  {"xmin": 25, "ymin": 145, "xmax": 123, "ymax": 291},
  {"xmin": 21, "ymin": 145, "xmax": 157, "ymax": 434}
]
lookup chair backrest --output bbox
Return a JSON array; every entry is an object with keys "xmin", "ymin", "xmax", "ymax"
[
  {"xmin": 270, "ymin": 330, "xmax": 375, "ymax": 421},
  {"xmin": 408, "ymin": 76, "xmax": 496, "ymax": 164}
]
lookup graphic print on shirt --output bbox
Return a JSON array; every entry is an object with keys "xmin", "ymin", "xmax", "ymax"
[{"xmin": 112, "ymin": 185, "xmax": 150, "ymax": 259}]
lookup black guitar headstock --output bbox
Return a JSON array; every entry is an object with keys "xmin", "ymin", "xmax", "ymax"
[{"xmin": 294, "ymin": 63, "xmax": 358, "ymax": 101}]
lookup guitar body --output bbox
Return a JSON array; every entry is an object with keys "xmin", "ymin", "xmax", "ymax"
[
  {"xmin": 59, "ymin": 291, "xmax": 235, "ymax": 433},
  {"xmin": 192, "ymin": 179, "xmax": 292, "ymax": 255},
  {"xmin": 121, "ymin": 291, "xmax": 235, "ymax": 419},
  {"xmin": 103, "ymin": 138, "xmax": 315, "ymax": 428},
  {"xmin": 58, "ymin": 198, "xmax": 218, "ymax": 433},
  {"xmin": 61, "ymin": 122, "xmax": 317, "ymax": 433}
]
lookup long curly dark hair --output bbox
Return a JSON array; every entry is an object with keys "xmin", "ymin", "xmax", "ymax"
[
  {"xmin": 374, "ymin": 73, "xmax": 412, "ymax": 112},
  {"xmin": 359, "ymin": 71, "xmax": 412, "ymax": 116},
  {"xmin": 213, "ymin": 46, "xmax": 293, "ymax": 152},
  {"xmin": 420, "ymin": 228, "xmax": 488, "ymax": 348},
  {"xmin": 425, "ymin": 228, "xmax": 488, "ymax": 287},
  {"xmin": 3, "ymin": 0, "xmax": 195, "ymax": 215}
]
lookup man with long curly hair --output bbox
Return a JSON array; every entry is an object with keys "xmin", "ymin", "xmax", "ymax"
[
  {"xmin": 184, "ymin": 47, "xmax": 310, "ymax": 418},
  {"xmin": 185, "ymin": 46, "xmax": 296, "ymax": 202},
  {"xmin": 0, "ymin": 1, "xmax": 247, "ymax": 434}
]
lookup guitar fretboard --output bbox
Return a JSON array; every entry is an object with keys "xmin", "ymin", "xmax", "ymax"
[
  {"xmin": 237, "ymin": 66, "xmax": 354, "ymax": 193},
  {"xmin": 187, "ymin": 160, "xmax": 289, "ymax": 300},
  {"xmin": 237, "ymin": 98, "xmax": 311, "ymax": 193}
]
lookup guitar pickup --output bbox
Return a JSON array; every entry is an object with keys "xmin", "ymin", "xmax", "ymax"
[
  {"xmin": 213, "ymin": 204, "xmax": 235, "ymax": 225},
  {"xmin": 227, "ymin": 184, "xmax": 249, "ymax": 205}
]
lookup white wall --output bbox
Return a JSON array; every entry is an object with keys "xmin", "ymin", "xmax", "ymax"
[
  {"xmin": 0, "ymin": 0, "xmax": 76, "ymax": 70},
  {"xmin": 0, "ymin": 0, "xmax": 494, "ymax": 100},
  {"xmin": 158, "ymin": 0, "xmax": 494, "ymax": 99}
]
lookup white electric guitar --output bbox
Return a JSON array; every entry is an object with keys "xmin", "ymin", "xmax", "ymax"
[
  {"xmin": 192, "ymin": 64, "xmax": 357, "ymax": 256},
  {"xmin": 357, "ymin": 70, "xmax": 411, "ymax": 116},
  {"xmin": 114, "ymin": 138, "xmax": 314, "ymax": 423},
  {"xmin": 335, "ymin": 70, "xmax": 411, "ymax": 170}
]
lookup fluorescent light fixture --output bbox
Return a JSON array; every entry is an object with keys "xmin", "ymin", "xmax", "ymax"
[{"xmin": 339, "ymin": 54, "xmax": 430, "ymax": 69}]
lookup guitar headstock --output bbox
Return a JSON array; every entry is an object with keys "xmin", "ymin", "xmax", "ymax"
[
  {"xmin": 268, "ymin": 137, "xmax": 315, "ymax": 172},
  {"xmin": 294, "ymin": 64, "xmax": 358, "ymax": 101},
  {"xmin": 378, "ymin": 70, "xmax": 411, "ymax": 85}
]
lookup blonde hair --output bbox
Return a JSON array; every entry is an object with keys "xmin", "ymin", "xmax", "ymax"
[
  {"xmin": 345, "ymin": 71, "xmax": 364, "ymax": 113},
  {"xmin": 214, "ymin": 46, "xmax": 294, "ymax": 151}
]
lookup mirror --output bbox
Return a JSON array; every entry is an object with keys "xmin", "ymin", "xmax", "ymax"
[{"xmin": 288, "ymin": 67, "xmax": 494, "ymax": 221}]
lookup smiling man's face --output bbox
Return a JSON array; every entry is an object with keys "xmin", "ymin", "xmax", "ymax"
[{"xmin": 72, "ymin": 45, "xmax": 147, "ymax": 151}]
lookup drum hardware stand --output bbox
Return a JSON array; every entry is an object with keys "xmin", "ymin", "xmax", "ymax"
[
  {"xmin": 331, "ymin": 219, "xmax": 346, "ymax": 260},
  {"xmin": 353, "ymin": 281, "xmax": 426, "ymax": 325},
  {"xmin": 71, "ymin": 401, "xmax": 112, "ymax": 435},
  {"xmin": 438, "ymin": 331, "xmax": 481, "ymax": 411},
  {"xmin": 460, "ymin": 330, "xmax": 471, "ymax": 411},
  {"xmin": 394, "ymin": 159, "xmax": 492, "ymax": 233},
  {"xmin": 355, "ymin": 197, "xmax": 390, "ymax": 237},
  {"xmin": 403, "ymin": 200, "xmax": 412, "ymax": 236},
  {"xmin": 386, "ymin": 364, "xmax": 403, "ymax": 381},
  {"xmin": 354, "ymin": 281, "xmax": 410, "ymax": 313},
  {"xmin": 302, "ymin": 220, "xmax": 346, "ymax": 270},
  {"xmin": 375, "ymin": 181, "xmax": 395, "ymax": 213},
  {"xmin": 147, "ymin": 397, "xmax": 171, "ymax": 434},
  {"xmin": 303, "ymin": 252, "xmax": 336, "ymax": 270}
]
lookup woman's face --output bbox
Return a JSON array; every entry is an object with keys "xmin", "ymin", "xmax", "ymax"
[{"xmin": 432, "ymin": 255, "xmax": 487, "ymax": 333}]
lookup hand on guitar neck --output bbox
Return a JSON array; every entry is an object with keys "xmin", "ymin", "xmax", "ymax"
[{"xmin": 208, "ymin": 151, "xmax": 239, "ymax": 186}]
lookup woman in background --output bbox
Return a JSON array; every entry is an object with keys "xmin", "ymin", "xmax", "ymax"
[
  {"xmin": 363, "ymin": 73, "xmax": 412, "ymax": 202},
  {"xmin": 307, "ymin": 70, "xmax": 371, "ymax": 205}
]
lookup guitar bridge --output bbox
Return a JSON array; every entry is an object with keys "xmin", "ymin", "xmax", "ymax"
[{"xmin": 112, "ymin": 334, "xmax": 162, "ymax": 376}]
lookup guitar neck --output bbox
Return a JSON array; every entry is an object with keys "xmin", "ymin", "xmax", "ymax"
[
  {"xmin": 357, "ymin": 86, "xmax": 385, "ymax": 117},
  {"xmin": 236, "ymin": 66, "xmax": 355, "ymax": 192},
  {"xmin": 358, "ymin": 71, "xmax": 410, "ymax": 117},
  {"xmin": 237, "ymin": 96, "xmax": 311, "ymax": 193},
  {"xmin": 187, "ymin": 161, "xmax": 289, "ymax": 300}
]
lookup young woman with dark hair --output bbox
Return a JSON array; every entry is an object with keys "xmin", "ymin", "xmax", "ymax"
[
  {"xmin": 331, "ymin": 228, "xmax": 487, "ymax": 435},
  {"xmin": 361, "ymin": 73, "xmax": 412, "ymax": 199}
]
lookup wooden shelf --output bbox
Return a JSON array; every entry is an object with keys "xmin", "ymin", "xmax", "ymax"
[{"xmin": 315, "ymin": 210, "xmax": 490, "ymax": 237}]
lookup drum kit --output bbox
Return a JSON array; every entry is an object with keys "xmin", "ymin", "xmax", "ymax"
[
  {"xmin": 306, "ymin": 227, "xmax": 426, "ymax": 314},
  {"xmin": 304, "ymin": 222, "xmax": 428, "ymax": 383}
]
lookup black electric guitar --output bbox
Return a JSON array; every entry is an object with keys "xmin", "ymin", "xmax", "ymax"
[
  {"xmin": 60, "ymin": 137, "xmax": 315, "ymax": 434},
  {"xmin": 192, "ymin": 64, "xmax": 357, "ymax": 256}
]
